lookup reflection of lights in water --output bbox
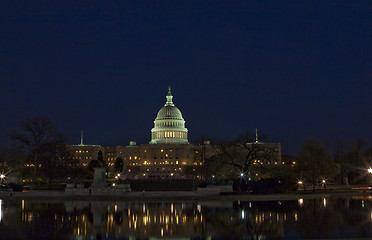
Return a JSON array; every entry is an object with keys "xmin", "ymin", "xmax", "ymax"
[
  {"xmin": 249, "ymin": 202, "xmax": 252, "ymax": 208},
  {"xmin": 171, "ymin": 203, "xmax": 173, "ymax": 213},
  {"xmin": 323, "ymin": 198, "xmax": 326, "ymax": 207},
  {"xmin": 294, "ymin": 212, "xmax": 298, "ymax": 221},
  {"xmin": 362, "ymin": 200, "xmax": 364, "ymax": 208},
  {"xmin": 197, "ymin": 204, "xmax": 201, "ymax": 213},
  {"xmin": 370, "ymin": 212, "xmax": 372, "ymax": 219},
  {"xmin": 161, "ymin": 228, "xmax": 164, "ymax": 237},
  {"xmin": 143, "ymin": 203, "xmax": 146, "ymax": 213},
  {"xmin": 298, "ymin": 198, "xmax": 304, "ymax": 206},
  {"xmin": 22, "ymin": 200, "xmax": 24, "ymax": 210},
  {"xmin": 143, "ymin": 216, "xmax": 147, "ymax": 226},
  {"xmin": 241, "ymin": 210, "xmax": 245, "ymax": 219},
  {"xmin": 114, "ymin": 205, "xmax": 117, "ymax": 212}
]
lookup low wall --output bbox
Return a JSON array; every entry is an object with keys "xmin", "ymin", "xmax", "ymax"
[{"xmin": 197, "ymin": 185, "xmax": 232, "ymax": 195}]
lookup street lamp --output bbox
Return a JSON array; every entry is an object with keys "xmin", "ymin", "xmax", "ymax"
[
  {"xmin": 368, "ymin": 168, "xmax": 372, "ymax": 184},
  {"xmin": 298, "ymin": 181, "xmax": 304, "ymax": 192},
  {"xmin": 0, "ymin": 174, "xmax": 5, "ymax": 184}
]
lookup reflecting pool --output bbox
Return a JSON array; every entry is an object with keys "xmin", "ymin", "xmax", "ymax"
[{"xmin": 0, "ymin": 196, "xmax": 372, "ymax": 239}]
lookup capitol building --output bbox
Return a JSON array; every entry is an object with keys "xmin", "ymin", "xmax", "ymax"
[
  {"xmin": 68, "ymin": 87, "xmax": 281, "ymax": 179},
  {"xmin": 150, "ymin": 87, "xmax": 189, "ymax": 145},
  {"xmin": 69, "ymin": 87, "xmax": 200, "ymax": 179}
]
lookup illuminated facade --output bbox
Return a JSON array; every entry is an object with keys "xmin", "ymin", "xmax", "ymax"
[
  {"xmin": 68, "ymin": 144, "xmax": 104, "ymax": 167},
  {"xmin": 119, "ymin": 87, "xmax": 195, "ymax": 179},
  {"xmin": 67, "ymin": 87, "xmax": 282, "ymax": 179},
  {"xmin": 150, "ymin": 87, "xmax": 188, "ymax": 144}
]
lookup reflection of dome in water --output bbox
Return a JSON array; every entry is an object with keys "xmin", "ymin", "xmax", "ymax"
[{"xmin": 150, "ymin": 87, "xmax": 189, "ymax": 144}]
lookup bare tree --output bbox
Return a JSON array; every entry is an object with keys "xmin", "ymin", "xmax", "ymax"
[
  {"xmin": 8, "ymin": 116, "xmax": 65, "ymax": 189},
  {"xmin": 206, "ymin": 132, "xmax": 275, "ymax": 191}
]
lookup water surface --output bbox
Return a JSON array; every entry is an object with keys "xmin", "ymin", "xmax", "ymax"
[{"xmin": 0, "ymin": 196, "xmax": 371, "ymax": 239}]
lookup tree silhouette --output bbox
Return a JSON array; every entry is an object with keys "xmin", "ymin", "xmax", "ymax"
[
  {"xmin": 296, "ymin": 138, "xmax": 339, "ymax": 191},
  {"xmin": 9, "ymin": 116, "xmax": 65, "ymax": 189}
]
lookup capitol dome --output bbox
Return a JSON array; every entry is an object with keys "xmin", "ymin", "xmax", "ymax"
[{"xmin": 150, "ymin": 87, "xmax": 189, "ymax": 144}]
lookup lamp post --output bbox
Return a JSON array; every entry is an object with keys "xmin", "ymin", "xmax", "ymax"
[
  {"xmin": 0, "ymin": 174, "xmax": 5, "ymax": 185},
  {"xmin": 298, "ymin": 181, "xmax": 304, "ymax": 192}
]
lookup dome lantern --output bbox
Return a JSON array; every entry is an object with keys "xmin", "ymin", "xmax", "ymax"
[{"xmin": 165, "ymin": 86, "xmax": 174, "ymax": 106}]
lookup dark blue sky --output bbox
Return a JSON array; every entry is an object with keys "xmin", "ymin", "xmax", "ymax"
[{"xmin": 1, "ymin": 1, "xmax": 371, "ymax": 154}]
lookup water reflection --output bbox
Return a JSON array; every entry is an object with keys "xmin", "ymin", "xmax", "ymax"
[{"xmin": 0, "ymin": 196, "xmax": 371, "ymax": 239}]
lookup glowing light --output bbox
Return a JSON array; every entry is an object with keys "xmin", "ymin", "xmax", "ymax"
[
  {"xmin": 298, "ymin": 198, "xmax": 304, "ymax": 206},
  {"xmin": 323, "ymin": 198, "xmax": 326, "ymax": 207},
  {"xmin": 0, "ymin": 174, "xmax": 5, "ymax": 179},
  {"xmin": 240, "ymin": 173, "xmax": 244, "ymax": 177},
  {"xmin": 241, "ymin": 209, "xmax": 245, "ymax": 219},
  {"xmin": 0, "ymin": 200, "xmax": 2, "ymax": 223},
  {"xmin": 112, "ymin": 183, "xmax": 116, "ymax": 187},
  {"xmin": 322, "ymin": 179, "xmax": 326, "ymax": 183},
  {"xmin": 368, "ymin": 168, "xmax": 372, "ymax": 174},
  {"xmin": 298, "ymin": 181, "xmax": 303, "ymax": 185}
]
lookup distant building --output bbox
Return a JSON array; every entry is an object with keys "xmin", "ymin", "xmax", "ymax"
[{"xmin": 67, "ymin": 87, "xmax": 281, "ymax": 179}]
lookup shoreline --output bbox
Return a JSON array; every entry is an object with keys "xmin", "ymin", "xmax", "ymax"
[{"xmin": 1, "ymin": 190, "xmax": 371, "ymax": 201}]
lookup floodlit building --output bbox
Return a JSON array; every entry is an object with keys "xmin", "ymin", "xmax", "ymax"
[
  {"xmin": 68, "ymin": 133, "xmax": 105, "ymax": 167},
  {"xmin": 67, "ymin": 87, "xmax": 281, "ymax": 179},
  {"xmin": 120, "ymin": 87, "xmax": 196, "ymax": 179}
]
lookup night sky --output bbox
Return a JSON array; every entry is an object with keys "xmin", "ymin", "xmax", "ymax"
[{"xmin": 1, "ymin": 1, "xmax": 371, "ymax": 154}]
